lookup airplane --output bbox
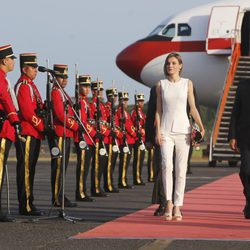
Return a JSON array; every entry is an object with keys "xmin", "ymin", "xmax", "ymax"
[
  {"xmin": 116, "ymin": 0, "xmax": 250, "ymax": 166},
  {"xmin": 116, "ymin": 0, "xmax": 250, "ymax": 108}
]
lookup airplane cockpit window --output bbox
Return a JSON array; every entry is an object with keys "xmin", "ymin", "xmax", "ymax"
[
  {"xmin": 148, "ymin": 25, "xmax": 165, "ymax": 36},
  {"xmin": 161, "ymin": 24, "xmax": 175, "ymax": 38},
  {"xmin": 178, "ymin": 23, "xmax": 191, "ymax": 36}
]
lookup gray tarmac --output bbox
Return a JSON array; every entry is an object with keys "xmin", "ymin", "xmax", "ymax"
[{"xmin": 0, "ymin": 159, "xmax": 249, "ymax": 250}]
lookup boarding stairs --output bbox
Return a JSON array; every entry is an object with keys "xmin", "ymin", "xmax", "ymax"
[{"xmin": 210, "ymin": 45, "xmax": 250, "ymax": 165}]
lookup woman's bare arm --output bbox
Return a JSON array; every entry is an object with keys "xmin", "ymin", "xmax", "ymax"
[
  {"xmin": 187, "ymin": 80, "xmax": 205, "ymax": 136},
  {"xmin": 155, "ymin": 81, "xmax": 162, "ymax": 144}
]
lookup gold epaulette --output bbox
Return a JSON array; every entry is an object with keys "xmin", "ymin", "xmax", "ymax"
[
  {"xmin": 22, "ymin": 79, "xmax": 28, "ymax": 85},
  {"xmin": 7, "ymin": 112, "xmax": 17, "ymax": 118}
]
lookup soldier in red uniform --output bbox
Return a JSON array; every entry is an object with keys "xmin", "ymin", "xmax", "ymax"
[
  {"xmin": 15, "ymin": 53, "xmax": 44, "ymax": 216},
  {"xmin": 50, "ymin": 64, "xmax": 78, "ymax": 207},
  {"xmin": 131, "ymin": 93, "xmax": 146, "ymax": 185},
  {"xmin": 117, "ymin": 92, "xmax": 136, "ymax": 189},
  {"xmin": 74, "ymin": 75, "xmax": 96, "ymax": 202},
  {"xmin": 0, "ymin": 44, "xmax": 20, "ymax": 222},
  {"xmin": 89, "ymin": 81, "xmax": 110, "ymax": 197},
  {"xmin": 103, "ymin": 88, "xmax": 122, "ymax": 193}
]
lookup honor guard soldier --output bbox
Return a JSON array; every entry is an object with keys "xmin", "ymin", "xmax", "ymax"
[
  {"xmin": 117, "ymin": 91, "xmax": 136, "ymax": 189},
  {"xmin": 0, "ymin": 45, "xmax": 20, "ymax": 222},
  {"xmin": 131, "ymin": 93, "xmax": 146, "ymax": 185},
  {"xmin": 89, "ymin": 80, "xmax": 110, "ymax": 197},
  {"xmin": 104, "ymin": 88, "xmax": 122, "ymax": 193},
  {"xmin": 15, "ymin": 53, "xmax": 44, "ymax": 216},
  {"xmin": 74, "ymin": 75, "xmax": 96, "ymax": 202},
  {"xmin": 50, "ymin": 64, "xmax": 78, "ymax": 207}
]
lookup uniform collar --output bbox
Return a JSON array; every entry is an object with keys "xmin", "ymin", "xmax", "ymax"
[
  {"xmin": 0, "ymin": 68, "xmax": 6, "ymax": 78},
  {"xmin": 20, "ymin": 74, "xmax": 33, "ymax": 83},
  {"xmin": 80, "ymin": 93, "xmax": 87, "ymax": 100}
]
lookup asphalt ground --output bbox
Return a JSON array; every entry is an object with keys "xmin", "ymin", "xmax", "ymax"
[{"xmin": 0, "ymin": 158, "xmax": 249, "ymax": 250}]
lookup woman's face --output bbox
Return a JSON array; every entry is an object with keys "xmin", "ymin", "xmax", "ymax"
[{"xmin": 166, "ymin": 56, "xmax": 182, "ymax": 76}]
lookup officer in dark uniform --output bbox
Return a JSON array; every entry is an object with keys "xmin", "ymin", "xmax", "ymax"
[
  {"xmin": 145, "ymin": 86, "xmax": 166, "ymax": 216},
  {"xmin": 89, "ymin": 81, "xmax": 110, "ymax": 197},
  {"xmin": 0, "ymin": 44, "xmax": 20, "ymax": 222},
  {"xmin": 15, "ymin": 53, "xmax": 44, "ymax": 216},
  {"xmin": 131, "ymin": 93, "xmax": 146, "ymax": 185},
  {"xmin": 117, "ymin": 92, "xmax": 136, "ymax": 189},
  {"xmin": 74, "ymin": 75, "xmax": 96, "ymax": 202},
  {"xmin": 50, "ymin": 64, "xmax": 78, "ymax": 207},
  {"xmin": 104, "ymin": 88, "xmax": 122, "ymax": 193},
  {"xmin": 229, "ymin": 79, "xmax": 250, "ymax": 219}
]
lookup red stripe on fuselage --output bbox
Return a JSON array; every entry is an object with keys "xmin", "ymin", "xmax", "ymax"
[
  {"xmin": 207, "ymin": 38, "xmax": 232, "ymax": 50},
  {"xmin": 116, "ymin": 40, "xmax": 206, "ymax": 82}
]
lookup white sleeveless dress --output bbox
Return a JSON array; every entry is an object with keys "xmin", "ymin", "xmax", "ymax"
[{"xmin": 160, "ymin": 78, "xmax": 191, "ymax": 135}]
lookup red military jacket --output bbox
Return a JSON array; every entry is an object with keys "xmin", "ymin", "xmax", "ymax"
[
  {"xmin": 0, "ymin": 69, "xmax": 19, "ymax": 142},
  {"xmin": 105, "ymin": 101, "xmax": 123, "ymax": 144},
  {"xmin": 116, "ymin": 105, "xmax": 136, "ymax": 145},
  {"xmin": 89, "ymin": 96, "xmax": 110, "ymax": 144},
  {"xmin": 74, "ymin": 94, "xmax": 96, "ymax": 145},
  {"xmin": 131, "ymin": 106, "xmax": 146, "ymax": 142},
  {"xmin": 15, "ymin": 74, "xmax": 44, "ymax": 140},
  {"xmin": 51, "ymin": 85, "xmax": 79, "ymax": 138}
]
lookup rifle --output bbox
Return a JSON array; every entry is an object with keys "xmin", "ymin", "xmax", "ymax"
[
  {"xmin": 45, "ymin": 59, "xmax": 62, "ymax": 159},
  {"xmin": 39, "ymin": 64, "xmax": 95, "ymax": 147},
  {"xmin": 74, "ymin": 64, "xmax": 87, "ymax": 150},
  {"xmin": 120, "ymin": 94, "xmax": 130, "ymax": 154},
  {"xmin": 134, "ymin": 94, "xmax": 146, "ymax": 151},
  {"xmin": 95, "ymin": 81, "xmax": 108, "ymax": 156},
  {"xmin": 110, "ymin": 89, "xmax": 120, "ymax": 153}
]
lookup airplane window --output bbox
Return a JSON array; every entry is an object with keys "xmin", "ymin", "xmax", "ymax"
[
  {"xmin": 161, "ymin": 24, "xmax": 175, "ymax": 38},
  {"xmin": 178, "ymin": 23, "xmax": 191, "ymax": 36},
  {"xmin": 148, "ymin": 25, "xmax": 165, "ymax": 36}
]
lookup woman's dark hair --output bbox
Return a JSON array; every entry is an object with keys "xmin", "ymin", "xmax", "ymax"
[{"xmin": 163, "ymin": 52, "xmax": 183, "ymax": 77}]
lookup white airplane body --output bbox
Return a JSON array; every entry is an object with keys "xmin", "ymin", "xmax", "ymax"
[{"xmin": 116, "ymin": 0, "xmax": 250, "ymax": 107}]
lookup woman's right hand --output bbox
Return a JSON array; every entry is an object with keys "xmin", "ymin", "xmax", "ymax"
[{"xmin": 155, "ymin": 131, "xmax": 162, "ymax": 145}]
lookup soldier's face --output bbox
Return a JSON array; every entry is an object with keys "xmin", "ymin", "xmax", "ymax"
[
  {"xmin": 80, "ymin": 85, "xmax": 90, "ymax": 96},
  {"xmin": 138, "ymin": 100, "xmax": 144, "ymax": 108},
  {"xmin": 5, "ymin": 58, "xmax": 15, "ymax": 72},
  {"xmin": 124, "ymin": 100, "xmax": 128, "ymax": 108},
  {"xmin": 23, "ymin": 66, "xmax": 38, "ymax": 80},
  {"xmin": 92, "ymin": 90, "xmax": 103, "ymax": 97},
  {"xmin": 57, "ymin": 77, "xmax": 68, "ymax": 88}
]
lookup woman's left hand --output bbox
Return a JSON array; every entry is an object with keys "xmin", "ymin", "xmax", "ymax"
[{"xmin": 200, "ymin": 128, "xmax": 205, "ymax": 138}]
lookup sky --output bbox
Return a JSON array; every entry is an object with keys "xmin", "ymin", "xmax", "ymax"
[{"xmin": 1, "ymin": 0, "xmax": 216, "ymax": 103}]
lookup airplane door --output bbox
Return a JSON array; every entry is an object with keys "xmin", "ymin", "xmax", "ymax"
[
  {"xmin": 206, "ymin": 6, "xmax": 239, "ymax": 54},
  {"xmin": 241, "ymin": 12, "xmax": 250, "ymax": 56}
]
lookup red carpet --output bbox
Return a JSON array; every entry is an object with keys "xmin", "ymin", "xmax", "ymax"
[{"xmin": 72, "ymin": 174, "xmax": 250, "ymax": 240}]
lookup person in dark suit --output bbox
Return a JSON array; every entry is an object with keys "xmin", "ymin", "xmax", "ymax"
[
  {"xmin": 229, "ymin": 79, "xmax": 250, "ymax": 219},
  {"xmin": 145, "ymin": 86, "xmax": 166, "ymax": 216}
]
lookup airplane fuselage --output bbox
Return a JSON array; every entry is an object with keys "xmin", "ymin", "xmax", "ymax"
[{"xmin": 116, "ymin": 0, "xmax": 250, "ymax": 107}]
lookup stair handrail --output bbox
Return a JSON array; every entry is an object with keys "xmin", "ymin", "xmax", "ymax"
[{"xmin": 210, "ymin": 43, "xmax": 241, "ymax": 154}]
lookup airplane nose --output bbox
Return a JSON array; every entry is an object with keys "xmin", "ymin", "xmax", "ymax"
[{"xmin": 116, "ymin": 42, "xmax": 144, "ymax": 83}]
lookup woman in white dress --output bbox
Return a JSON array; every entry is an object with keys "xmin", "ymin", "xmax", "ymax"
[{"xmin": 155, "ymin": 52, "xmax": 205, "ymax": 221}]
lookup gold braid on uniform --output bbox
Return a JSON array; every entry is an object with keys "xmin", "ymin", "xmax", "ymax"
[{"xmin": 79, "ymin": 150, "xmax": 86, "ymax": 198}]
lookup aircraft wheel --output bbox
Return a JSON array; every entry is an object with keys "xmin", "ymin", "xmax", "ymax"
[
  {"xmin": 228, "ymin": 161, "xmax": 238, "ymax": 167},
  {"xmin": 209, "ymin": 160, "xmax": 216, "ymax": 167}
]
